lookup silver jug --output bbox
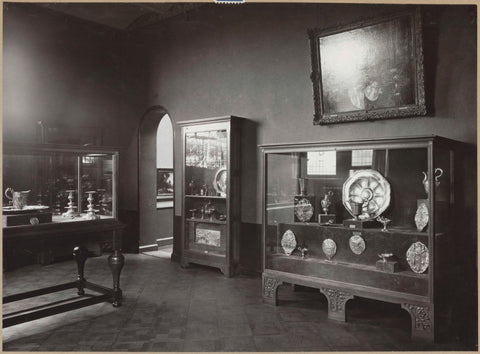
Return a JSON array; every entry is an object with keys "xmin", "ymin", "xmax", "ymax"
[
  {"xmin": 422, "ymin": 168, "xmax": 443, "ymax": 194},
  {"xmin": 5, "ymin": 188, "xmax": 31, "ymax": 210}
]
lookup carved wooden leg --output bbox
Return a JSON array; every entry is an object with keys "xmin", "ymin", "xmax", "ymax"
[
  {"xmin": 320, "ymin": 287, "xmax": 354, "ymax": 321},
  {"xmin": 108, "ymin": 250, "xmax": 125, "ymax": 307},
  {"xmin": 402, "ymin": 303, "xmax": 434, "ymax": 341},
  {"xmin": 262, "ymin": 274, "xmax": 283, "ymax": 306},
  {"xmin": 73, "ymin": 246, "xmax": 88, "ymax": 295}
]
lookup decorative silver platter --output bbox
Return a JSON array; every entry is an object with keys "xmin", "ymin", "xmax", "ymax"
[
  {"xmin": 414, "ymin": 201, "xmax": 429, "ymax": 232},
  {"xmin": 349, "ymin": 234, "xmax": 366, "ymax": 255},
  {"xmin": 322, "ymin": 238, "xmax": 337, "ymax": 260},
  {"xmin": 406, "ymin": 241, "xmax": 429, "ymax": 273},
  {"xmin": 281, "ymin": 229, "xmax": 297, "ymax": 256},
  {"xmin": 294, "ymin": 198, "xmax": 314, "ymax": 222},
  {"xmin": 213, "ymin": 167, "xmax": 227, "ymax": 196},
  {"xmin": 342, "ymin": 169, "xmax": 391, "ymax": 221}
]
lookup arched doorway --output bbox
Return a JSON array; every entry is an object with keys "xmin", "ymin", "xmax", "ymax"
[{"xmin": 138, "ymin": 106, "xmax": 174, "ymax": 256}]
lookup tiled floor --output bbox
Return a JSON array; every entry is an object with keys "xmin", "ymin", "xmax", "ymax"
[{"xmin": 2, "ymin": 251, "xmax": 475, "ymax": 352}]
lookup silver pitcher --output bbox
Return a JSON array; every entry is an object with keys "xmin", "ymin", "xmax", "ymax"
[
  {"xmin": 422, "ymin": 168, "xmax": 443, "ymax": 194},
  {"xmin": 5, "ymin": 188, "xmax": 31, "ymax": 210}
]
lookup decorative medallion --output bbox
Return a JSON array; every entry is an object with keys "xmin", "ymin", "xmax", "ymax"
[
  {"xmin": 414, "ymin": 201, "xmax": 429, "ymax": 232},
  {"xmin": 406, "ymin": 241, "xmax": 429, "ymax": 274},
  {"xmin": 322, "ymin": 238, "xmax": 337, "ymax": 260},
  {"xmin": 342, "ymin": 169, "xmax": 391, "ymax": 221},
  {"xmin": 281, "ymin": 229, "xmax": 297, "ymax": 256},
  {"xmin": 294, "ymin": 197, "xmax": 314, "ymax": 222},
  {"xmin": 349, "ymin": 234, "xmax": 366, "ymax": 255},
  {"xmin": 213, "ymin": 167, "xmax": 227, "ymax": 197}
]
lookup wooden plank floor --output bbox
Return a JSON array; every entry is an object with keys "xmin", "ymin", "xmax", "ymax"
[{"xmin": 2, "ymin": 252, "xmax": 474, "ymax": 352}]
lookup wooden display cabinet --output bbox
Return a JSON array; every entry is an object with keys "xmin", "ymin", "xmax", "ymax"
[
  {"xmin": 178, "ymin": 117, "xmax": 242, "ymax": 277},
  {"xmin": 260, "ymin": 136, "xmax": 461, "ymax": 342}
]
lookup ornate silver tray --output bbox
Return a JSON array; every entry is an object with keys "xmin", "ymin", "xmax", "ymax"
[
  {"xmin": 322, "ymin": 238, "xmax": 337, "ymax": 260},
  {"xmin": 342, "ymin": 169, "xmax": 391, "ymax": 221},
  {"xmin": 281, "ymin": 229, "xmax": 297, "ymax": 256},
  {"xmin": 294, "ymin": 198, "xmax": 314, "ymax": 222},
  {"xmin": 414, "ymin": 201, "xmax": 429, "ymax": 232},
  {"xmin": 213, "ymin": 167, "xmax": 227, "ymax": 197},
  {"xmin": 349, "ymin": 234, "xmax": 366, "ymax": 255},
  {"xmin": 406, "ymin": 241, "xmax": 429, "ymax": 273}
]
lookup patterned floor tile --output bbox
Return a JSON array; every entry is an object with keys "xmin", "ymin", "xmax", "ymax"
[{"xmin": 2, "ymin": 253, "xmax": 474, "ymax": 352}]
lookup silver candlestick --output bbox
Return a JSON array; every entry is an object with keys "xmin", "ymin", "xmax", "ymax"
[
  {"xmin": 84, "ymin": 191, "xmax": 100, "ymax": 220},
  {"xmin": 62, "ymin": 190, "xmax": 78, "ymax": 218}
]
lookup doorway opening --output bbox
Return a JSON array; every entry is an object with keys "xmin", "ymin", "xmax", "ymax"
[{"xmin": 138, "ymin": 107, "xmax": 174, "ymax": 257}]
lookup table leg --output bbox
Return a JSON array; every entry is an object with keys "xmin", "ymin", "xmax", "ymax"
[
  {"xmin": 108, "ymin": 250, "xmax": 125, "ymax": 307},
  {"xmin": 73, "ymin": 246, "xmax": 88, "ymax": 295}
]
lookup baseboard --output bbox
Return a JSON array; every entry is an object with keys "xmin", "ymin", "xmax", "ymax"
[
  {"xmin": 157, "ymin": 237, "xmax": 173, "ymax": 247},
  {"xmin": 139, "ymin": 244, "xmax": 158, "ymax": 252}
]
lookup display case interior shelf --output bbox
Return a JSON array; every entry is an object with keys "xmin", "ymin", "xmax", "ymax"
[{"xmin": 260, "ymin": 135, "xmax": 461, "ymax": 342}]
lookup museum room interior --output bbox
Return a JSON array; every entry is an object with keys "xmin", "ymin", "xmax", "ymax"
[{"xmin": 2, "ymin": 2, "xmax": 477, "ymax": 352}]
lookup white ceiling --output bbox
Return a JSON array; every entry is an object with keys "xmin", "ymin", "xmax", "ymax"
[{"xmin": 39, "ymin": 3, "xmax": 205, "ymax": 30}]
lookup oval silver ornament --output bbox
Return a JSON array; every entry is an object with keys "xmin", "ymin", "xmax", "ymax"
[
  {"xmin": 406, "ymin": 241, "xmax": 429, "ymax": 273},
  {"xmin": 349, "ymin": 234, "xmax": 366, "ymax": 255},
  {"xmin": 322, "ymin": 238, "xmax": 337, "ymax": 260},
  {"xmin": 414, "ymin": 201, "xmax": 429, "ymax": 232},
  {"xmin": 281, "ymin": 229, "xmax": 297, "ymax": 256}
]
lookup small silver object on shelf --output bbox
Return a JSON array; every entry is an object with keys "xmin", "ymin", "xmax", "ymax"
[
  {"xmin": 376, "ymin": 216, "xmax": 391, "ymax": 232},
  {"xmin": 376, "ymin": 253, "xmax": 399, "ymax": 272},
  {"xmin": 378, "ymin": 253, "xmax": 393, "ymax": 263},
  {"xmin": 321, "ymin": 191, "xmax": 333, "ymax": 214},
  {"xmin": 422, "ymin": 168, "xmax": 443, "ymax": 195},
  {"xmin": 84, "ymin": 191, "xmax": 100, "ymax": 220},
  {"xmin": 297, "ymin": 245, "xmax": 308, "ymax": 259},
  {"xmin": 62, "ymin": 190, "xmax": 78, "ymax": 218}
]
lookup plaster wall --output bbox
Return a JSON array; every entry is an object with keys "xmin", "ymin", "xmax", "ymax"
[{"xmin": 143, "ymin": 4, "xmax": 476, "ymax": 225}]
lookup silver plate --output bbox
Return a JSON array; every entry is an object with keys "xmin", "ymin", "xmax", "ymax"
[
  {"xmin": 406, "ymin": 241, "xmax": 429, "ymax": 274},
  {"xmin": 281, "ymin": 229, "xmax": 297, "ymax": 256},
  {"xmin": 349, "ymin": 234, "xmax": 366, "ymax": 255},
  {"xmin": 294, "ymin": 198, "xmax": 314, "ymax": 222},
  {"xmin": 322, "ymin": 238, "xmax": 337, "ymax": 260},
  {"xmin": 342, "ymin": 169, "xmax": 391, "ymax": 221},
  {"xmin": 414, "ymin": 201, "xmax": 429, "ymax": 232},
  {"xmin": 213, "ymin": 167, "xmax": 227, "ymax": 196}
]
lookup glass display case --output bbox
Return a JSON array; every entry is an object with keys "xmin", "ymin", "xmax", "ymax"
[
  {"xmin": 3, "ymin": 143, "xmax": 117, "ymax": 226},
  {"xmin": 179, "ymin": 117, "xmax": 241, "ymax": 277},
  {"xmin": 260, "ymin": 136, "xmax": 459, "ymax": 341},
  {"xmin": 2, "ymin": 142, "xmax": 125, "ymax": 321}
]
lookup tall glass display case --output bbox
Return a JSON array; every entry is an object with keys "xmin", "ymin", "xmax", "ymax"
[
  {"xmin": 179, "ymin": 117, "xmax": 241, "ymax": 277},
  {"xmin": 260, "ymin": 136, "xmax": 460, "ymax": 341}
]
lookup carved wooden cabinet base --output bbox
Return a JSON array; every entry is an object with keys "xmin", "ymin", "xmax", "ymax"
[{"xmin": 319, "ymin": 287, "xmax": 354, "ymax": 322}]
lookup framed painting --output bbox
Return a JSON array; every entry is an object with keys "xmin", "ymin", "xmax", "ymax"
[
  {"xmin": 157, "ymin": 168, "xmax": 174, "ymax": 205},
  {"xmin": 308, "ymin": 8, "xmax": 426, "ymax": 125}
]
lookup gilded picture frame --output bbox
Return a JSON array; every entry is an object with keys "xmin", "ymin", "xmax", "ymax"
[{"xmin": 308, "ymin": 8, "xmax": 426, "ymax": 125}]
